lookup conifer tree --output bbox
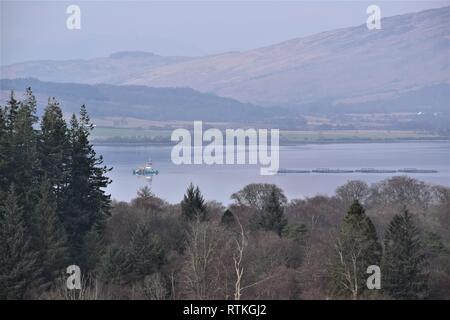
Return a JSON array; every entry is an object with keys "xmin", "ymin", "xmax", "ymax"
[
  {"xmin": 382, "ymin": 209, "xmax": 428, "ymax": 299},
  {"xmin": 331, "ymin": 200, "xmax": 382, "ymax": 299},
  {"xmin": 181, "ymin": 183, "xmax": 207, "ymax": 221},
  {"xmin": 4, "ymin": 90, "xmax": 20, "ymax": 135},
  {"xmin": 0, "ymin": 186, "xmax": 40, "ymax": 299},
  {"xmin": 0, "ymin": 90, "xmax": 38, "ymax": 207},
  {"xmin": 254, "ymin": 186, "xmax": 287, "ymax": 236},
  {"xmin": 33, "ymin": 180, "xmax": 68, "ymax": 285},
  {"xmin": 221, "ymin": 209, "xmax": 235, "ymax": 226},
  {"xmin": 38, "ymin": 98, "xmax": 70, "ymax": 207},
  {"xmin": 0, "ymin": 105, "xmax": 8, "ymax": 200},
  {"xmin": 64, "ymin": 106, "xmax": 111, "ymax": 262},
  {"xmin": 81, "ymin": 228, "xmax": 106, "ymax": 272},
  {"xmin": 129, "ymin": 224, "xmax": 165, "ymax": 278},
  {"xmin": 9, "ymin": 88, "xmax": 39, "ymax": 215},
  {"xmin": 132, "ymin": 186, "xmax": 165, "ymax": 213}
]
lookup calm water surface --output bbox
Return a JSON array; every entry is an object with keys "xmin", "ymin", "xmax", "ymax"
[{"xmin": 96, "ymin": 141, "xmax": 450, "ymax": 204}]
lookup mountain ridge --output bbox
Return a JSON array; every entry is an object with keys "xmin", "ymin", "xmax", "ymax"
[
  {"xmin": 121, "ymin": 6, "xmax": 449, "ymax": 108},
  {"xmin": 1, "ymin": 6, "xmax": 449, "ymax": 111}
]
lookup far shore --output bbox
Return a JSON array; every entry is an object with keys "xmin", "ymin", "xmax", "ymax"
[
  {"xmin": 92, "ymin": 138, "xmax": 450, "ymax": 147},
  {"xmin": 91, "ymin": 126, "xmax": 448, "ymax": 147}
]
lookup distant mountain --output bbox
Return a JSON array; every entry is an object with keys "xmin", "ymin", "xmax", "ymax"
[
  {"xmin": 0, "ymin": 78, "xmax": 288, "ymax": 123},
  {"xmin": 0, "ymin": 51, "xmax": 192, "ymax": 84},
  {"xmin": 121, "ymin": 7, "xmax": 449, "ymax": 110},
  {"xmin": 1, "ymin": 7, "xmax": 449, "ymax": 113}
]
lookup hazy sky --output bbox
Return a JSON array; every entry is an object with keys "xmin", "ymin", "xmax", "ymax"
[{"xmin": 1, "ymin": 0, "xmax": 447, "ymax": 65}]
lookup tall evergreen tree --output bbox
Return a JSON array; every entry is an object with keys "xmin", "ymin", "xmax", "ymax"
[
  {"xmin": 181, "ymin": 183, "xmax": 207, "ymax": 221},
  {"xmin": 129, "ymin": 224, "xmax": 165, "ymax": 278},
  {"xmin": 4, "ymin": 90, "xmax": 20, "ymax": 135},
  {"xmin": 33, "ymin": 179, "xmax": 68, "ymax": 285},
  {"xmin": 0, "ymin": 90, "xmax": 38, "ymax": 205},
  {"xmin": 81, "ymin": 228, "xmax": 106, "ymax": 272},
  {"xmin": 0, "ymin": 186, "xmax": 40, "ymax": 299},
  {"xmin": 132, "ymin": 186, "xmax": 165, "ymax": 214},
  {"xmin": 38, "ymin": 97, "xmax": 70, "ymax": 208},
  {"xmin": 331, "ymin": 200, "xmax": 382, "ymax": 299},
  {"xmin": 64, "ymin": 106, "xmax": 111, "ymax": 263},
  {"xmin": 0, "ymin": 105, "xmax": 8, "ymax": 200},
  {"xmin": 9, "ymin": 88, "xmax": 39, "ymax": 216},
  {"xmin": 254, "ymin": 186, "xmax": 287, "ymax": 236},
  {"xmin": 382, "ymin": 209, "xmax": 428, "ymax": 299}
]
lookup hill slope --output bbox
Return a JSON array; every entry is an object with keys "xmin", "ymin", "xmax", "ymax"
[
  {"xmin": 0, "ymin": 51, "xmax": 192, "ymax": 84},
  {"xmin": 121, "ymin": 7, "xmax": 449, "ymax": 109},
  {"xmin": 1, "ymin": 7, "xmax": 448, "ymax": 112},
  {"xmin": 0, "ymin": 78, "xmax": 286, "ymax": 122}
]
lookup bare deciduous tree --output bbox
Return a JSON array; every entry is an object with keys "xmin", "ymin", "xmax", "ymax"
[
  {"xmin": 233, "ymin": 215, "xmax": 246, "ymax": 300},
  {"xmin": 182, "ymin": 219, "xmax": 224, "ymax": 299}
]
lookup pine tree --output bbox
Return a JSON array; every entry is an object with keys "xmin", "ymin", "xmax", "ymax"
[
  {"xmin": 331, "ymin": 200, "xmax": 382, "ymax": 299},
  {"xmin": 129, "ymin": 224, "xmax": 165, "ymax": 278},
  {"xmin": 254, "ymin": 186, "xmax": 287, "ymax": 236},
  {"xmin": 81, "ymin": 228, "xmax": 105, "ymax": 272},
  {"xmin": 33, "ymin": 179, "xmax": 68, "ymax": 285},
  {"xmin": 181, "ymin": 183, "xmax": 207, "ymax": 221},
  {"xmin": 221, "ymin": 209, "xmax": 235, "ymax": 226},
  {"xmin": 0, "ymin": 105, "xmax": 8, "ymax": 200},
  {"xmin": 0, "ymin": 92, "xmax": 18, "ymax": 193},
  {"xmin": 9, "ymin": 88, "xmax": 39, "ymax": 216},
  {"xmin": 64, "ymin": 106, "xmax": 111, "ymax": 263},
  {"xmin": 0, "ymin": 186, "xmax": 40, "ymax": 299},
  {"xmin": 99, "ymin": 245, "xmax": 131, "ymax": 284},
  {"xmin": 4, "ymin": 90, "xmax": 20, "ymax": 135},
  {"xmin": 382, "ymin": 209, "xmax": 428, "ymax": 299},
  {"xmin": 132, "ymin": 186, "xmax": 164, "ymax": 213},
  {"xmin": 38, "ymin": 98, "xmax": 70, "ymax": 208},
  {"xmin": 0, "ymin": 90, "xmax": 38, "ymax": 205}
]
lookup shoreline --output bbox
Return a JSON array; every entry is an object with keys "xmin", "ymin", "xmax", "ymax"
[{"xmin": 92, "ymin": 138, "xmax": 450, "ymax": 147}]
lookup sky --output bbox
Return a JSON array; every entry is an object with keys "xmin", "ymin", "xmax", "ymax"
[{"xmin": 1, "ymin": 0, "xmax": 448, "ymax": 65}]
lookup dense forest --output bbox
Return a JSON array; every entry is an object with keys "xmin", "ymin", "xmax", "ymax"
[
  {"xmin": 0, "ymin": 78, "xmax": 287, "ymax": 123},
  {"xmin": 0, "ymin": 89, "xmax": 449, "ymax": 300}
]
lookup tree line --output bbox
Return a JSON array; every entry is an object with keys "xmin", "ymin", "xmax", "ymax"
[
  {"xmin": 0, "ymin": 89, "xmax": 111, "ymax": 299},
  {"xmin": 71, "ymin": 180, "xmax": 448, "ymax": 300}
]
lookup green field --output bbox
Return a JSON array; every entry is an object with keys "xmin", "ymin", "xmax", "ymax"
[
  {"xmin": 92, "ymin": 127, "xmax": 173, "ymax": 139},
  {"xmin": 280, "ymin": 130, "xmax": 444, "ymax": 143},
  {"xmin": 91, "ymin": 127, "xmax": 446, "ymax": 144}
]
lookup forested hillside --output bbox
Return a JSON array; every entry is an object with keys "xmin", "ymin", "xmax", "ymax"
[{"xmin": 0, "ymin": 78, "xmax": 287, "ymax": 122}]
